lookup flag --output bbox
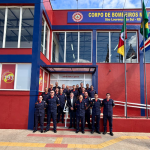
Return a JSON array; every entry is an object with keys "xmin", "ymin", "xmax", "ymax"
[
  {"xmin": 117, "ymin": 16, "xmax": 127, "ymax": 56},
  {"xmin": 140, "ymin": 1, "xmax": 149, "ymax": 39},
  {"xmin": 140, "ymin": 33, "xmax": 150, "ymax": 51}
]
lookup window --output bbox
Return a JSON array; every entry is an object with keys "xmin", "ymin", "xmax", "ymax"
[
  {"xmin": 16, "ymin": 64, "xmax": 31, "ymax": 89},
  {"xmin": 40, "ymin": 16, "xmax": 50, "ymax": 58},
  {"xmin": 79, "ymin": 32, "xmax": 91, "ymax": 62},
  {"xmin": 97, "ymin": 32, "xmax": 109, "ymax": 63},
  {"xmin": 52, "ymin": 31, "xmax": 92, "ymax": 63},
  {"xmin": 0, "ymin": 63, "xmax": 31, "ymax": 90},
  {"xmin": 1, "ymin": 7, "xmax": 34, "ymax": 48},
  {"xmin": 66, "ymin": 32, "xmax": 78, "ymax": 62},
  {"xmin": 0, "ymin": 8, "xmax": 5, "ymax": 48},
  {"xmin": 50, "ymin": 74, "xmax": 92, "ymax": 89},
  {"xmin": 52, "ymin": 32, "xmax": 65, "ymax": 62},
  {"xmin": 97, "ymin": 31, "xmax": 138, "ymax": 63},
  {"xmin": 20, "ymin": 8, "xmax": 34, "ymax": 48},
  {"xmin": 5, "ymin": 8, "xmax": 20, "ymax": 48}
]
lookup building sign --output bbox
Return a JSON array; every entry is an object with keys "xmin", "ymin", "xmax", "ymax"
[
  {"xmin": 1, "ymin": 64, "xmax": 15, "ymax": 89},
  {"xmin": 68, "ymin": 10, "xmax": 150, "ymax": 23}
]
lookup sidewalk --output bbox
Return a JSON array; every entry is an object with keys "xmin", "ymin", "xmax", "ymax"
[{"xmin": 0, "ymin": 129, "xmax": 150, "ymax": 150}]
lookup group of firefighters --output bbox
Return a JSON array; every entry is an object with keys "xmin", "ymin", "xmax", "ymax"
[{"xmin": 33, "ymin": 82, "xmax": 115, "ymax": 136}]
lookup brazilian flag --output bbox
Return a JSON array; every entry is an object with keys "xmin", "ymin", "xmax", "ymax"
[{"xmin": 140, "ymin": 1, "xmax": 149, "ymax": 39}]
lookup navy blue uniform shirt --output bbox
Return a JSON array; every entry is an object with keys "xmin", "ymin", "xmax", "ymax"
[
  {"xmin": 83, "ymin": 96, "xmax": 91, "ymax": 111},
  {"xmin": 35, "ymin": 101, "xmax": 46, "ymax": 116},
  {"xmin": 75, "ymin": 100, "xmax": 86, "ymax": 117},
  {"xmin": 41, "ymin": 92, "xmax": 49, "ymax": 101},
  {"xmin": 71, "ymin": 89, "xmax": 79, "ymax": 98},
  {"xmin": 57, "ymin": 93, "xmax": 66, "ymax": 108},
  {"xmin": 91, "ymin": 99, "xmax": 102, "ymax": 115},
  {"xmin": 102, "ymin": 99, "xmax": 115, "ymax": 116},
  {"xmin": 88, "ymin": 89, "xmax": 96, "ymax": 98},
  {"xmin": 46, "ymin": 96, "xmax": 60, "ymax": 112}
]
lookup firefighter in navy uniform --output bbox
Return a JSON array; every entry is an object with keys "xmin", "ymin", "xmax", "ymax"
[
  {"xmin": 57, "ymin": 88, "xmax": 67, "ymax": 123},
  {"xmin": 79, "ymin": 87, "xmax": 85, "ymax": 97},
  {"xmin": 88, "ymin": 85, "xmax": 97, "ymax": 98},
  {"xmin": 102, "ymin": 93, "xmax": 115, "ymax": 136},
  {"xmin": 45, "ymin": 90, "xmax": 60, "ymax": 133},
  {"xmin": 71, "ymin": 85, "xmax": 79, "ymax": 100},
  {"xmin": 54, "ymin": 88, "xmax": 59, "ymax": 97},
  {"xmin": 48, "ymin": 84, "xmax": 54, "ymax": 92},
  {"xmin": 78, "ymin": 82, "xmax": 84, "ymax": 94},
  {"xmin": 62, "ymin": 84, "xmax": 67, "ymax": 95},
  {"xmin": 53, "ymin": 82, "xmax": 61, "ymax": 91},
  {"xmin": 66, "ymin": 85, "xmax": 71, "ymax": 100},
  {"xmin": 85, "ymin": 83, "xmax": 91, "ymax": 93},
  {"xmin": 75, "ymin": 95, "xmax": 86, "ymax": 134},
  {"xmin": 41, "ymin": 87, "xmax": 49, "ymax": 101},
  {"xmin": 91, "ymin": 93, "xmax": 102, "ymax": 134},
  {"xmin": 33, "ymin": 96, "xmax": 46, "ymax": 133},
  {"xmin": 83, "ymin": 92, "xmax": 91, "ymax": 129}
]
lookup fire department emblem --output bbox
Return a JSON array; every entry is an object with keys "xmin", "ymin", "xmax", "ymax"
[
  {"xmin": 3, "ymin": 72, "xmax": 14, "ymax": 83},
  {"xmin": 72, "ymin": 12, "xmax": 83, "ymax": 22}
]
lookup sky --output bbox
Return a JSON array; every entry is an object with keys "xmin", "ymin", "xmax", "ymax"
[{"xmin": 50, "ymin": 0, "xmax": 149, "ymax": 9}]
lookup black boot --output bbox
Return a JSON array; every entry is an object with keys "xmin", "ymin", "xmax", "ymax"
[{"xmin": 103, "ymin": 131, "xmax": 107, "ymax": 135}]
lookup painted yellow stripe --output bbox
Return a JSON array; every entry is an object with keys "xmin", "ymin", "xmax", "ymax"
[
  {"xmin": 0, "ymin": 142, "xmax": 46, "ymax": 147},
  {"xmin": 54, "ymin": 137, "xmax": 63, "ymax": 144}
]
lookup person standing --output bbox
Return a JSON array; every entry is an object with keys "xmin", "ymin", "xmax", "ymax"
[
  {"xmin": 48, "ymin": 84, "xmax": 54, "ymax": 92},
  {"xmin": 57, "ymin": 88, "xmax": 67, "ymax": 123},
  {"xmin": 67, "ymin": 93, "xmax": 76, "ymax": 129},
  {"xmin": 78, "ymin": 82, "xmax": 84, "ymax": 94},
  {"xmin": 62, "ymin": 84, "xmax": 67, "ymax": 95},
  {"xmin": 41, "ymin": 87, "xmax": 49, "ymax": 102},
  {"xmin": 66, "ymin": 85, "xmax": 71, "ymax": 100},
  {"xmin": 102, "ymin": 93, "xmax": 115, "ymax": 136},
  {"xmin": 54, "ymin": 88, "xmax": 59, "ymax": 97},
  {"xmin": 83, "ymin": 92, "xmax": 91, "ymax": 129},
  {"xmin": 33, "ymin": 96, "xmax": 46, "ymax": 133},
  {"xmin": 91, "ymin": 93, "xmax": 101, "ymax": 134},
  {"xmin": 85, "ymin": 83, "xmax": 91, "ymax": 93},
  {"xmin": 53, "ymin": 82, "xmax": 60, "ymax": 91},
  {"xmin": 71, "ymin": 85, "xmax": 79, "ymax": 100},
  {"xmin": 88, "ymin": 85, "xmax": 97, "ymax": 98},
  {"xmin": 45, "ymin": 90, "xmax": 60, "ymax": 133},
  {"xmin": 75, "ymin": 95, "xmax": 86, "ymax": 134}
]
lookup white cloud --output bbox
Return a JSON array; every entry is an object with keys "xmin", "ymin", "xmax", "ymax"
[{"xmin": 51, "ymin": 0, "xmax": 143, "ymax": 9}]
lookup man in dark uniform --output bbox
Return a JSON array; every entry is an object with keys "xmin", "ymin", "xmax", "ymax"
[
  {"xmin": 53, "ymin": 82, "xmax": 60, "ymax": 91},
  {"xmin": 88, "ymin": 85, "xmax": 97, "ymax": 98},
  {"xmin": 79, "ymin": 87, "xmax": 85, "ymax": 97},
  {"xmin": 67, "ymin": 92, "xmax": 76, "ymax": 129},
  {"xmin": 102, "ymin": 93, "xmax": 115, "ymax": 136},
  {"xmin": 83, "ymin": 92, "xmax": 91, "ymax": 129},
  {"xmin": 33, "ymin": 96, "xmax": 46, "ymax": 133},
  {"xmin": 48, "ymin": 84, "xmax": 54, "ymax": 92},
  {"xmin": 41, "ymin": 87, "xmax": 49, "ymax": 101},
  {"xmin": 91, "ymin": 93, "xmax": 101, "ymax": 134},
  {"xmin": 71, "ymin": 85, "xmax": 79, "ymax": 100},
  {"xmin": 78, "ymin": 82, "xmax": 84, "ymax": 94},
  {"xmin": 66, "ymin": 85, "xmax": 71, "ymax": 100},
  {"xmin": 85, "ymin": 83, "xmax": 91, "ymax": 93},
  {"xmin": 76, "ymin": 84, "xmax": 79, "ymax": 91},
  {"xmin": 57, "ymin": 88, "xmax": 67, "ymax": 123},
  {"xmin": 62, "ymin": 84, "xmax": 67, "ymax": 95},
  {"xmin": 45, "ymin": 90, "xmax": 60, "ymax": 133},
  {"xmin": 54, "ymin": 88, "xmax": 59, "ymax": 97},
  {"xmin": 75, "ymin": 95, "xmax": 86, "ymax": 134}
]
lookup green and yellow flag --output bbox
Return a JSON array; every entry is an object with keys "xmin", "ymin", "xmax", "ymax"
[
  {"xmin": 140, "ymin": 1, "xmax": 149, "ymax": 39},
  {"xmin": 117, "ymin": 16, "xmax": 127, "ymax": 56}
]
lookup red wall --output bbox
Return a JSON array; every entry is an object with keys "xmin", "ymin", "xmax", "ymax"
[
  {"xmin": 0, "ymin": 91, "xmax": 30, "ymax": 129},
  {"xmin": 97, "ymin": 63, "xmax": 141, "ymax": 117}
]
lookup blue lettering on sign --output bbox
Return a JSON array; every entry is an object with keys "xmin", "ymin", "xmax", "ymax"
[{"xmin": 68, "ymin": 11, "xmax": 150, "ymax": 23}]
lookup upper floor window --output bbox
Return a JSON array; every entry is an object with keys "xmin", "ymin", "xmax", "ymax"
[
  {"xmin": 0, "ymin": 7, "xmax": 34, "ymax": 48},
  {"xmin": 97, "ymin": 31, "xmax": 138, "ymax": 63},
  {"xmin": 52, "ymin": 31, "xmax": 92, "ymax": 63},
  {"xmin": 40, "ymin": 16, "xmax": 50, "ymax": 59}
]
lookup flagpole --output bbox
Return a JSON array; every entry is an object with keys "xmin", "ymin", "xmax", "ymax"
[
  {"xmin": 141, "ymin": 0, "xmax": 148, "ymax": 119},
  {"xmin": 123, "ymin": 14, "xmax": 127, "ymax": 119}
]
